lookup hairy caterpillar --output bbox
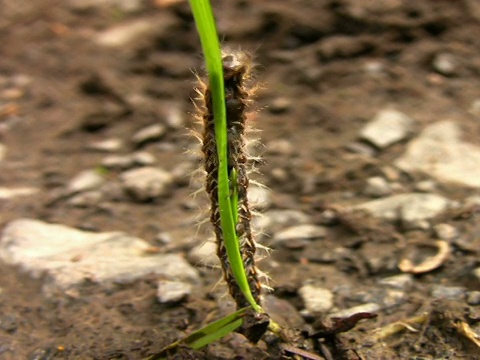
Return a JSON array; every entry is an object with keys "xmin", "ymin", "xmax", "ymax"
[{"xmin": 197, "ymin": 48, "xmax": 262, "ymax": 309}]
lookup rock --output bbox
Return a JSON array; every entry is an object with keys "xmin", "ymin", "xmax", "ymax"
[
  {"xmin": 102, "ymin": 152, "xmax": 156, "ymax": 169},
  {"xmin": 467, "ymin": 291, "xmax": 480, "ymax": 306},
  {"xmin": 364, "ymin": 176, "xmax": 392, "ymax": 197},
  {"xmin": 415, "ymin": 180, "xmax": 437, "ymax": 193},
  {"xmin": 68, "ymin": 190, "xmax": 103, "ymax": 207},
  {"xmin": 431, "ymin": 285, "xmax": 465, "ymax": 300},
  {"xmin": 469, "ymin": 99, "xmax": 480, "ymax": 116},
  {"xmin": 0, "ymin": 187, "xmax": 39, "ymax": 199},
  {"xmin": 400, "ymin": 195, "xmax": 453, "ymax": 230},
  {"xmin": 67, "ymin": 170, "xmax": 105, "ymax": 194},
  {"xmin": 0, "ymin": 143, "xmax": 6, "ymax": 161},
  {"xmin": 262, "ymin": 295, "xmax": 305, "ymax": 329},
  {"xmin": 248, "ymin": 186, "xmax": 272, "ymax": 211},
  {"xmin": 0, "ymin": 219, "xmax": 199, "ymax": 296},
  {"xmin": 267, "ymin": 139, "xmax": 296, "ymax": 156},
  {"xmin": 157, "ymin": 280, "xmax": 192, "ymax": 303},
  {"xmin": 273, "ymin": 224, "xmax": 327, "ymax": 247},
  {"xmin": 432, "ymin": 53, "xmax": 459, "ymax": 76},
  {"xmin": 329, "ymin": 303, "xmax": 380, "ymax": 319},
  {"xmin": 298, "ymin": 285, "xmax": 334, "ymax": 313},
  {"xmin": 131, "ymin": 123, "xmax": 166, "ymax": 146},
  {"xmin": 88, "ymin": 138, "xmax": 123, "ymax": 152},
  {"xmin": 377, "ymin": 274, "xmax": 413, "ymax": 290},
  {"xmin": 473, "ymin": 267, "xmax": 480, "ymax": 282},
  {"xmin": 269, "ymin": 97, "xmax": 291, "ymax": 114},
  {"xmin": 95, "ymin": 19, "xmax": 159, "ymax": 48},
  {"xmin": 360, "ymin": 109, "xmax": 414, "ymax": 148},
  {"xmin": 165, "ymin": 105, "xmax": 184, "ymax": 129},
  {"xmin": 354, "ymin": 193, "xmax": 453, "ymax": 229},
  {"xmin": 252, "ymin": 210, "xmax": 311, "ymax": 236},
  {"xmin": 188, "ymin": 241, "xmax": 219, "ymax": 267},
  {"xmin": 382, "ymin": 289, "xmax": 407, "ymax": 308},
  {"xmin": 120, "ymin": 166, "xmax": 173, "ymax": 201},
  {"xmin": 433, "ymin": 223, "xmax": 458, "ymax": 241},
  {"xmin": 396, "ymin": 120, "xmax": 480, "ymax": 188},
  {"xmin": 344, "ymin": 141, "xmax": 376, "ymax": 157}
]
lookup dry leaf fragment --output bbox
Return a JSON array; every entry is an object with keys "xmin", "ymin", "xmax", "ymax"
[{"xmin": 399, "ymin": 240, "xmax": 450, "ymax": 274}]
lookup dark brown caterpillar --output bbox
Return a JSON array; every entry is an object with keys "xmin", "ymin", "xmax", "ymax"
[{"xmin": 198, "ymin": 48, "xmax": 262, "ymax": 309}]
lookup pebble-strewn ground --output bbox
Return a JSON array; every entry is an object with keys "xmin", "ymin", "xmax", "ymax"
[{"xmin": 1, "ymin": 0, "xmax": 480, "ymax": 358}]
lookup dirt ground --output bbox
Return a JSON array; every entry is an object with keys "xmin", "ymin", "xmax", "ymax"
[{"xmin": 1, "ymin": 0, "xmax": 480, "ymax": 359}]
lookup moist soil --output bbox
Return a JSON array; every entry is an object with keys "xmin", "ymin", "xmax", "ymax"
[{"xmin": 1, "ymin": 0, "xmax": 480, "ymax": 359}]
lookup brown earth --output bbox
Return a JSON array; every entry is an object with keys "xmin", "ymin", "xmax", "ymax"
[{"xmin": 1, "ymin": 0, "xmax": 480, "ymax": 359}]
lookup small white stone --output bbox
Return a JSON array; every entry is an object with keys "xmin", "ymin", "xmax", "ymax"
[
  {"xmin": 157, "ymin": 280, "xmax": 192, "ymax": 303},
  {"xmin": 360, "ymin": 109, "xmax": 414, "ymax": 148},
  {"xmin": 267, "ymin": 139, "xmax": 295, "ymax": 156},
  {"xmin": 88, "ymin": 138, "xmax": 123, "ymax": 152},
  {"xmin": 252, "ymin": 210, "xmax": 311, "ymax": 236},
  {"xmin": 273, "ymin": 224, "xmax": 327, "ymax": 244},
  {"xmin": 329, "ymin": 303, "xmax": 380, "ymax": 319},
  {"xmin": 299, "ymin": 285, "xmax": 334, "ymax": 313},
  {"xmin": 396, "ymin": 120, "xmax": 480, "ymax": 188},
  {"xmin": 0, "ymin": 143, "xmax": 6, "ymax": 162},
  {"xmin": 433, "ymin": 223, "xmax": 458, "ymax": 241},
  {"xmin": 95, "ymin": 19, "xmax": 158, "ymax": 48},
  {"xmin": 248, "ymin": 186, "xmax": 272, "ymax": 211},
  {"xmin": 432, "ymin": 53, "xmax": 459, "ymax": 76},
  {"xmin": 469, "ymin": 99, "xmax": 480, "ymax": 116},
  {"xmin": 364, "ymin": 176, "xmax": 391, "ymax": 197},
  {"xmin": 132, "ymin": 151, "xmax": 156, "ymax": 166},
  {"xmin": 378, "ymin": 274, "xmax": 413, "ymax": 290},
  {"xmin": 67, "ymin": 170, "xmax": 105, "ymax": 194},
  {"xmin": 120, "ymin": 166, "xmax": 173, "ymax": 201},
  {"xmin": 131, "ymin": 124, "xmax": 166, "ymax": 145},
  {"xmin": 415, "ymin": 180, "xmax": 437, "ymax": 193},
  {"xmin": 473, "ymin": 267, "xmax": 480, "ymax": 282},
  {"xmin": 354, "ymin": 193, "xmax": 452, "ymax": 228},
  {"xmin": 188, "ymin": 241, "xmax": 219, "ymax": 267},
  {"xmin": 0, "ymin": 187, "xmax": 39, "ymax": 199}
]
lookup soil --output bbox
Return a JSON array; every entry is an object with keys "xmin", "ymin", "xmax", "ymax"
[{"xmin": 1, "ymin": 0, "xmax": 480, "ymax": 359}]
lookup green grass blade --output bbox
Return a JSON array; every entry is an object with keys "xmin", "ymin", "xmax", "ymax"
[
  {"xmin": 189, "ymin": 0, "xmax": 261, "ymax": 312},
  {"xmin": 146, "ymin": 307, "xmax": 248, "ymax": 359}
]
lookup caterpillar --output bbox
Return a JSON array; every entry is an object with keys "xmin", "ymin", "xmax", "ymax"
[{"xmin": 197, "ymin": 48, "xmax": 262, "ymax": 309}]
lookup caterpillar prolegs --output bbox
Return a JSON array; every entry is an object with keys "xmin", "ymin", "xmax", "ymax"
[{"xmin": 198, "ymin": 49, "xmax": 263, "ymax": 310}]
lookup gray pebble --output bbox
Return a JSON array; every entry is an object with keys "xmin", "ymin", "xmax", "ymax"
[
  {"xmin": 157, "ymin": 280, "xmax": 192, "ymax": 304},
  {"xmin": 0, "ymin": 219, "xmax": 199, "ymax": 296},
  {"xmin": 378, "ymin": 274, "xmax": 413, "ymax": 290},
  {"xmin": 188, "ymin": 241, "xmax": 219, "ymax": 267},
  {"xmin": 132, "ymin": 123, "xmax": 166, "ymax": 146},
  {"xmin": 252, "ymin": 210, "xmax": 311, "ymax": 236},
  {"xmin": 273, "ymin": 224, "xmax": 327, "ymax": 247},
  {"xmin": 360, "ymin": 109, "xmax": 414, "ymax": 149},
  {"xmin": 120, "ymin": 166, "xmax": 173, "ymax": 201},
  {"xmin": 431, "ymin": 285, "xmax": 466, "ymax": 300},
  {"xmin": 298, "ymin": 284, "xmax": 334, "ymax": 313}
]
